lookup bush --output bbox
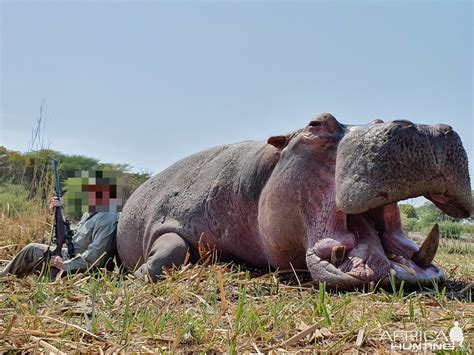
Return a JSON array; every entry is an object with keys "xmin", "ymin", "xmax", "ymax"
[
  {"xmin": 416, "ymin": 202, "xmax": 446, "ymax": 228},
  {"xmin": 438, "ymin": 221, "xmax": 462, "ymax": 239},
  {"xmin": 401, "ymin": 214, "xmax": 419, "ymax": 232},
  {"xmin": 399, "ymin": 204, "xmax": 417, "ymax": 219},
  {"xmin": 461, "ymin": 223, "xmax": 474, "ymax": 235},
  {"xmin": 0, "ymin": 183, "xmax": 43, "ymax": 217}
]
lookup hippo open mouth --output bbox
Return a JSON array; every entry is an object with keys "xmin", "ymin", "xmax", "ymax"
[
  {"xmin": 347, "ymin": 203, "xmax": 441, "ymax": 282},
  {"xmin": 306, "ymin": 119, "xmax": 471, "ymax": 289},
  {"xmin": 322, "ymin": 202, "xmax": 444, "ymax": 287},
  {"xmin": 305, "ymin": 198, "xmax": 458, "ymax": 289}
]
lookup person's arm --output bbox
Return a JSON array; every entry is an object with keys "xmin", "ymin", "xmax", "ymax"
[{"xmin": 63, "ymin": 215, "xmax": 117, "ymax": 273}]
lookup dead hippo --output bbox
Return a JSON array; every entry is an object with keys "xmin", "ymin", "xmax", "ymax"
[{"xmin": 117, "ymin": 113, "xmax": 471, "ymax": 289}]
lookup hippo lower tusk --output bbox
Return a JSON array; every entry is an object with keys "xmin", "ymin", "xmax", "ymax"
[
  {"xmin": 330, "ymin": 245, "xmax": 346, "ymax": 267},
  {"xmin": 392, "ymin": 261, "xmax": 417, "ymax": 276},
  {"xmin": 412, "ymin": 223, "xmax": 440, "ymax": 268}
]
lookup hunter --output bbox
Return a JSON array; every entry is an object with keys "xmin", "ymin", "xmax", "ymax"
[{"xmin": 0, "ymin": 197, "xmax": 119, "ymax": 278}]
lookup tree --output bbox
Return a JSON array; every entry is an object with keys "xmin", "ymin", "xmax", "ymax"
[
  {"xmin": 0, "ymin": 146, "xmax": 151, "ymax": 216},
  {"xmin": 399, "ymin": 204, "xmax": 417, "ymax": 218}
]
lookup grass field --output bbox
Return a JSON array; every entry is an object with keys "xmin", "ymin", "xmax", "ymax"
[{"xmin": 0, "ymin": 214, "xmax": 472, "ymax": 353}]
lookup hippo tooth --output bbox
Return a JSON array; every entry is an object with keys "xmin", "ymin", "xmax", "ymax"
[
  {"xmin": 393, "ymin": 262, "xmax": 417, "ymax": 276},
  {"xmin": 330, "ymin": 245, "xmax": 346, "ymax": 268},
  {"xmin": 387, "ymin": 254, "xmax": 403, "ymax": 262},
  {"xmin": 412, "ymin": 224, "xmax": 440, "ymax": 268}
]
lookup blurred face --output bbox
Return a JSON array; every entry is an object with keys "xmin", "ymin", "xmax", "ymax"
[
  {"xmin": 85, "ymin": 183, "xmax": 111, "ymax": 210},
  {"xmin": 66, "ymin": 171, "xmax": 122, "ymax": 214}
]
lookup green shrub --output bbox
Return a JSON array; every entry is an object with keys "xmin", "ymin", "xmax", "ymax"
[
  {"xmin": 461, "ymin": 223, "xmax": 474, "ymax": 235},
  {"xmin": 401, "ymin": 214, "xmax": 419, "ymax": 232},
  {"xmin": 399, "ymin": 204, "xmax": 417, "ymax": 218},
  {"xmin": 438, "ymin": 221, "xmax": 462, "ymax": 239},
  {"xmin": 0, "ymin": 183, "xmax": 42, "ymax": 217},
  {"xmin": 416, "ymin": 202, "xmax": 445, "ymax": 228}
]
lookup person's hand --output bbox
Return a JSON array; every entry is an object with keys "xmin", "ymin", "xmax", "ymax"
[
  {"xmin": 50, "ymin": 256, "xmax": 64, "ymax": 270},
  {"xmin": 49, "ymin": 197, "xmax": 61, "ymax": 214}
]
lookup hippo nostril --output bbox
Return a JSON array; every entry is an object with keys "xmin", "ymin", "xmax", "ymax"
[
  {"xmin": 433, "ymin": 124, "xmax": 453, "ymax": 135},
  {"xmin": 319, "ymin": 113, "xmax": 337, "ymax": 121},
  {"xmin": 309, "ymin": 120, "xmax": 322, "ymax": 127},
  {"xmin": 392, "ymin": 119, "xmax": 415, "ymax": 126},
  {"xmin": 371, "ymin": 119, "xmax": 384, "ymax": 124}
]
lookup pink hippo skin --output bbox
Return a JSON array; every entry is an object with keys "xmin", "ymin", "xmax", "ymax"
[{"xmin": 117, "ymin": 114, "xmax": 471, "ymax": 289}]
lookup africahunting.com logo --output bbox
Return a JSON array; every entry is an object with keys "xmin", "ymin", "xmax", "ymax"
[{"xmin": 380, "ymin": 321, "xmax": 465, "ymax": 351}]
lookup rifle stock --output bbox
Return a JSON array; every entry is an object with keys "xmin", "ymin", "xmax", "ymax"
[
  {"xmin": 50, "ymin": 160, "xmax": 65, "ymax": 281},
  {"xmin": 50, "ymin": 206, "xmax": 65, "ymax": 280}
]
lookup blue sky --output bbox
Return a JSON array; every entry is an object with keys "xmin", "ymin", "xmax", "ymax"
[{"xmin": 1, "ymin": 1, "xmax": 473, "ymax": 196}]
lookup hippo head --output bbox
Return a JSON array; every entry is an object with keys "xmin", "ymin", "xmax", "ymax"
[{"xmin": 260, "ymin": 113, "xmax": 471, "ymax": 289}]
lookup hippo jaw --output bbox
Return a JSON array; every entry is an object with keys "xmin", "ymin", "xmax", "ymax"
[
  {"xmin": 306, "ymin": 118, "xmax": 471, "ymax": 290},
  {"xmin": 306, "ymin": 202, "xmax": 446, "ymax": 290}
]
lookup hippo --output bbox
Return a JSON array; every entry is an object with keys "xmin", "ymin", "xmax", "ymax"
[{"xmin": 117, "ymin": 113, "xmax": 471, "ymax": 289}]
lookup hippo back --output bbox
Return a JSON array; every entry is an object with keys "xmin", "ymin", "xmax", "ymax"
[{"xmin": 117, "ymin": 140, "xmax": 278, "ymax": 270}]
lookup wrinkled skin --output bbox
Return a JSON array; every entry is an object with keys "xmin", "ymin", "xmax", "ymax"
[{"xmin": 117, "ymin": 113, "xmax": 471, "ymax": 289}]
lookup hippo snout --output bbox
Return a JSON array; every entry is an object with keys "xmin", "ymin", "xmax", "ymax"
[{"xmin": 335, "ymin": 120, "xmax": 471, "ymax": 218}]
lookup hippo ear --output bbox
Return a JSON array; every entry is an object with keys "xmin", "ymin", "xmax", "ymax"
[{"xmin": 267, "ymin": 135, "xmax": 289, "ymax": 150}]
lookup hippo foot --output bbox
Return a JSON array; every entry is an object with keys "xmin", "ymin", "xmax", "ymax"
[
  {"xmin": 134, "ymin": 232, "xmax": 190, "ymax": 282},
  {"xmin": 306, "ymin": 203, "xmax": 445, "ymax": 290}
]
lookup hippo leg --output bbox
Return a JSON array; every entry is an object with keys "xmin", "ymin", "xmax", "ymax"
[{"xmin": 134, "ymin": 233, "xmax": 189, "ymax": 282}]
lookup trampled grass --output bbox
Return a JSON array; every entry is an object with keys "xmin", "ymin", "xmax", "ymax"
[{"xmin": 0, "ymin": 215, "xmax": 472, "ymax": 353}]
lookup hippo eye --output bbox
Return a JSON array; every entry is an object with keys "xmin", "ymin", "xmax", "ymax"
[{"xmin": 309, "ymin": 121, "xmax": 322, "ymax": 127}]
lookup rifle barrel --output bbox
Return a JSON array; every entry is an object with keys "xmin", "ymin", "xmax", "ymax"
[{"xmin": 53, "ymin": 159, "xmax": 62, "ymax": 202}]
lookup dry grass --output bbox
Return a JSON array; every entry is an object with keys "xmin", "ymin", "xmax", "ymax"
[{"xmin": 0, "ymin": 214, "xmax": 473, "ymax": 353}]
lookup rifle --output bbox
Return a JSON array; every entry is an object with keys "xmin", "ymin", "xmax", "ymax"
[{"xmin": 49, "ymin": 160, "xmax": 74, "ymax": 281}]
